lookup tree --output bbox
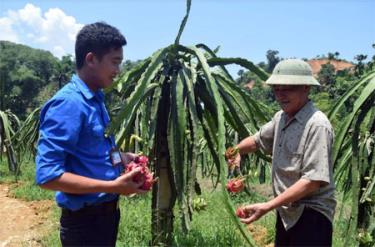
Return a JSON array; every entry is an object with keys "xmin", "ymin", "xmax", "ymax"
[
  {"xmin": 107, "ymin": 0, "xmax": 269, "ymax": 245},
  {"xmin": 9, "ymin": 66, "xmax": 44, "ymax": 116},
  {"xmin": 257, "ymin": 61, "xmax": 266, "ymax": 71},
  {"xmin": 237, "ymin": 69, "xmax": 245, "ymax": 84},
  {"xmin": 55, "ymin": 55, "xmax": 75, "ymax": 89},
  {"xmin": 318, "ymin": 63, "xmax": 336, "ymax": 85},
  {"xmin": 327, "ymin": 51, "xmax": 340, "ymax": 60},
  {"xmin": 265, "ymin": 50, "xmax": 280, "ymax": 73},
  {"xmin": 317, "ymin": 62, "xmax": 336, "ymax": 98},
  {"xmin": 0, "ymin": 41, "xmax": 59, "ymax": 119},
  {"xmin": 354, "ymin": 54, "xmax": 368, "ymax": 77},
  {"xmin": 366, "ymin": 43, "xmax": 375, "ymax": 71}
]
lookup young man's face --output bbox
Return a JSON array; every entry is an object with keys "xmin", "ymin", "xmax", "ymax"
[
  {"xmin": 272, "ymin": 85, "xmax": 310, "ymax": 117},
  {"xmin": 92, "ymin": 47, "xmax": 123, "ymax": 89}
]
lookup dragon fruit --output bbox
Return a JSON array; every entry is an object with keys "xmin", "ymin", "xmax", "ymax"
[
  {"xmin": 236, "ymin": 207, "xmax": 247, "ymax": 218},
  {"xmin": 125, "ymin": 155, "xmax": 155, "ymax": 191},
  {"xmin": 226, "ymin": 177, "xmax": 245, "ymax": 193}
]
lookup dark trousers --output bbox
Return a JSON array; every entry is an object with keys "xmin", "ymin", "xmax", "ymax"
[
  {"xmin": 60, "ymin": 200, "xmax": 120, "ymax": 247},
  {"xmin": 275, "ymin": 208, "xmax": 333, "ymax": 247}
]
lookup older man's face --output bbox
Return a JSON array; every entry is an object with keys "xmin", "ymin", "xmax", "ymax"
[{"xmin": 272, "ymin": 85, "xmax": 310, "ymax": 117}]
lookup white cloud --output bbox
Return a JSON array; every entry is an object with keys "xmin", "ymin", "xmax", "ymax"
[
  {"xmin": 53, "ymin": 45, "xmax": 66, "ymax": 58},
  {"xmin": 0, "ymin": 17, "xmax": 19, "ymax": 42},
  {"xmin": 0, "ymin": 3, "xmax": 83, "ymax": 58}
]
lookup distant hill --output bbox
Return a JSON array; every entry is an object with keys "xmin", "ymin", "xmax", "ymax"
[
  {"xmin": 0, "ymin": 41, "xmax": 61, "ymax": 118},
  {"xmin": 307, "ymin": 59, "xmax": 355, "ymax": 76}
]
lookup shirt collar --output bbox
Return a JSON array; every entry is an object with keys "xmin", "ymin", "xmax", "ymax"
[
  {"xmin": 281, "ymin": 100, "xmax": 315, "ymax": 128},
  {"xmin": 95, "ymin": 90, "xmax": 105, "ymax": 102},
  {"xmin": 294, "ymin": 100, "xmax": 315, "ymax": 124},
  {"xmin": 71, "ymin": 74, "xmax": 104, "ymax": 101}
]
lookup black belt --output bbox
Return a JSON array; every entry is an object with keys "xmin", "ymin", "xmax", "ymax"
[{"xmin": 61, "ymin": 199, "xmax": 119, "ymax": 217}]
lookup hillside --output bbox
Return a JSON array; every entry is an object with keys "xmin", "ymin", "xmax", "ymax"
[
  {"xmin": 307, "ymin": 59, "xmax": 355, "ymax": 76},
  {"xmin": 0, "ymin": 41, "xmax": 73, "ymax": 119}
]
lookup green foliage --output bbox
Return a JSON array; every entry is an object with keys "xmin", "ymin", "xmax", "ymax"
[
  {"xmin": 354, "ymin": 54, "xmax": 368, "ymax": 77},
  {"xmin": 192, "ymin": 197, "xmax": 207, "ymax": 212},
  {"xmin": 234, "ymin": 50, "xmax": 280, "ymax": 115},
  {"xmin": 0, "ymin": 42, "xmax": 74, "ymax": 174},
  {"xmin": 0, "ymin": 109, "xmax": 19, "ymax": 172},
  {"xmin": 107, "ymin": 37, "xmax": 270, "ymax": 245},
  {"xmin": 0, "ymin": 41, "xmax": 74, "ymax": 119},
  {"xmin": 318, "ymin": 62, "xmax": 336, "ymax": 94},
  {"xmin": 328, "ymin": 51, "xmax": 340, "ymax": 60},
  {"xmin": 12, "ymin": 107, "xmax": 41, "ymax": 157},
  {"xmin": 310, "ymin": 92, "xmax": 332, "ymax": 115},
  {"xmin": 328, "ymin": 70, "xmax": 375, "ymax": 246},
  {"xmin": 265, "ymin": 50, "xmax": 281, "ymax": 73},
  {"xmin": 235, "ymin": 71, "xmax": 278, "ymax": 115},
  {"xmin": 54, "ymin": 55, "xmax": 75, "ymax": 89}
]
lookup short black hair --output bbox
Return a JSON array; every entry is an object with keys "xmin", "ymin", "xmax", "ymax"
[{"xmin": 75, "ymin": 22, "xmax": 126, "ymax": 69}]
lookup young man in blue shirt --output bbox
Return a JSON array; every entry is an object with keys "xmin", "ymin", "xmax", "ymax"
[{"xmin": 36, "ymin": 22, "xmax": 146, "ymax": 246}]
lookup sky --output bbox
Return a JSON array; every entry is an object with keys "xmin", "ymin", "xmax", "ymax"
[{"xmin": 1, "ymin": 0, "xmax": 375, "ymax": 75}]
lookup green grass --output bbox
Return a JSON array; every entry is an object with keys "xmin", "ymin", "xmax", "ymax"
[
  {"xmin": 172, "ymin": 192, "xmax": 249, "ymax": 247},
  {"xmin": 1, "ymin": 159, "xmax": 355, "ymax": 247},
  {"xmin": 116, "ymin": 195, "xmax": 152, "ymax": 246},
  {"xmin": 39, "ymin": 206, "xmax": 61, "ymax": 247},
  {"xmin": 116, "ymin": 183, "xmax": 277, "ymax": 246},
  {"xmin": 117, "ymin": 191, "xmax": 254, "ymax": 246},
  {"xmin": 0, "ymin": 159, "xmax": 54, "ymax": 201}
]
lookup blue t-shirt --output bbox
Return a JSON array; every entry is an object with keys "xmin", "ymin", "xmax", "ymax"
[{"xmin": 36, "ymin": 75, "xmax": 121, "ymax": 210}]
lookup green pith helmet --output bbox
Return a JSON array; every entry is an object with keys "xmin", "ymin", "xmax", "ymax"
[{"xmin": 265, "ymin": 59, "xmax": 320, "ymax": 86}]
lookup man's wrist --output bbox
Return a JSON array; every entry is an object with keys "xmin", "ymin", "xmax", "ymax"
[
  {"xmin": 265, "ymin": 200, "xmax": 276, "ymax": 211},
  {"xmin": 100, "ymin": 180, "xmax": 117, "ymax": 194},
  {"xmin": 225, "ymin": 146, "xmax": 240, "ymax": 159},
  {"xmin": 233, "ymin": 145, "xmax": 240, "ymax": 155}
]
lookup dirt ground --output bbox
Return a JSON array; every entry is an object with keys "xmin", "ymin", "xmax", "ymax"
[
  {"xmin": 0, "ymin": 184, "xmax": 54, "ymax": 247},
  {"xmin": 248, "ymin": 224, "xmax": 274, "ymax": 247}
]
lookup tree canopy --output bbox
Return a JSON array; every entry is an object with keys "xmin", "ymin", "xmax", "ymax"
[{"xmin": 0, "ymin": 41, "xmax": 74, "ymax": 119}]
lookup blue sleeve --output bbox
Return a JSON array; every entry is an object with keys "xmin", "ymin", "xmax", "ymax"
[{"xmin": 35, "ymin": 96, "xmax": 83, "ymax": 185}]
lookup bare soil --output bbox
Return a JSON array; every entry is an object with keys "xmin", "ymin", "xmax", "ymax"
[
  {"xmin": 248, "ymin": 224, "xmax": 274, "ymax": 247},
  {"xmin": 0, "ymin": 184, "xmax": 54, "ymax": 247},
  {"xmin": 307, "ymin": 59, "xmax": 355, "ymax": 76}
]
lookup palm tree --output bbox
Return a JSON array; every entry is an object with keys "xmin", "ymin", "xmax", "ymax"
[{"xmin": 107, "ymin": 0, "xmax": 269, "ymax": 245}]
